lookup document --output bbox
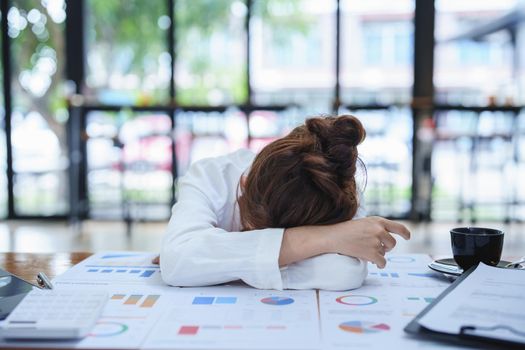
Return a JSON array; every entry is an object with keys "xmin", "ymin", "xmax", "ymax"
[
  {"xmin": 142, "ymin": 285, "xmax": 321, "ymax": 350},
  {"xmin": 54, "ymin": 251, "xmax": 164, "ymax": 286},
  {"xmin": 0, "ymin": 252, "xmax": 463, "ymax": 349},
  {"xmin": 0, "ymin": 284, "xmax": 180, "ymax": 349},
  {"xmin": 62, "ymin": 284, "xmax": 176, "ymax": 349},
  {"xmin": 418, "ymin": 263, "xmax": 525, "ymax": 344},
  {"xmin": 320, "ymin": 253, "xmax": 461, "ymax": 350}
]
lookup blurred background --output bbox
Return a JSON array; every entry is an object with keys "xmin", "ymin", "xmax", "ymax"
[{"xmin": 1, "ymin": 0, "xmax": 525, "ymax": 254}]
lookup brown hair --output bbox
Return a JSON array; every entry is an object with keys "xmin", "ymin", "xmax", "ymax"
[{"xmin": 238, "ymin": 115, "xmax": 366, "ymax": 230}]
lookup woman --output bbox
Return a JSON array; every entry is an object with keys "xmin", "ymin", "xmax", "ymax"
[{"xmin": 160, "ymin": 115, "xmax": 410, "ymax": 290}]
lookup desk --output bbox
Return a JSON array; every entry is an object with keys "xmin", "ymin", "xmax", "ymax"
[
  {"xmin": 1, "ymin": 252, "xmax": 518, "ymax": 287},
  {"xmin": 0, "ymin": 252, "xmax": 516, "ymax": 349},
  {"xmin": 0, "ymin": 252, "xmax": 92, "ymax": 285}
]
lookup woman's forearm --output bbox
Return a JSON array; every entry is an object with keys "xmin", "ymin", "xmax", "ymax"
[
  {"xmin": 279, "ymin": 217, "xmax": 410, "ymax": 268},
  {"xmin": 278, "ymin": 226, "xmax": 330, "ymax": 267}
]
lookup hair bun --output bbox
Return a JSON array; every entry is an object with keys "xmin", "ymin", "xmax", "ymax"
[
  {"xmin": 305, "ymin": 115, "xmax": 365, "ymax": 149},
  {"xmin": 305, "ymin": 115, "xmax": 365, "ymax": 173},
  {"xmin": 332, "ymin": 115, "xmax": 366, "ymax": 147}
]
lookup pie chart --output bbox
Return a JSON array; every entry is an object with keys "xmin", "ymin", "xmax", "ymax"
[
  {"xmin": 339, "ymin": 321, "xmax": 390, "ymax": 334},
  {"xmin": 88, "ymin": 322, "xmax": 129, "ymax": 337},
  {"xmin": 260, "ymin": 296, "xmax": 294, "ymax": 305},
  {"xmin": 336, "ymin": 295, "xmax": 377, "ymax": 306}
]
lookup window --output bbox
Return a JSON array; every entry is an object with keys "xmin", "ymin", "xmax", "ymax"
[
  {"xmin": 343, "ymin": 107, "xmax": 413, "ymax": 217},
  {"xmin": 434, "ymin": 0, "xmax": 518, "ymax": 105},
  {"xmin": 0, "ymin": 6, "xmax": 6, "ymax": 218},
  {"xmin": 9, "ymin": 0, "xmax": 68, "ymax": 216},
  {"xmin": 86, "ymin": 110, "xmax": 174, "ymax": 220},
  {"xmin": 432, "ymin": 110, "xmax": 518, "ymax": 221},
  {"xmin": 363, "ymin": 26, "xmax": 382, "ymax": 66},
  {"xmin": 175, "ymin": 0, "xmax": 247, "ymax": 106},
  {"xmin": 340, "ymin": 1, "xmax": 414, "ymax": 218},
  {"xmin": 251, "ymin": 0, "xmax": 336, "ymax": 111},
  {"xmin": 340, "ymin": 0, "xmax": 414, "ymax": 105},
  {"xmin": 175, "ymin": 109, "xmax": 248, "ymax": 175},
  {"xmin": 432, "ymin": 0, "xmax": 524, "ymax": 221},
  {"xmin": 86, "ymin": 0, "xmax": 170, "ymax": 105}
]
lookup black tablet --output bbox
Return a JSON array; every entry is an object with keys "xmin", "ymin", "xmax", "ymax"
[{"xmin": 0, "ymin": 268, "xmax": 39, "ymax": 320}]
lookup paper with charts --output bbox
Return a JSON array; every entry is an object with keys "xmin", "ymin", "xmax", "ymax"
[
  {"xmin": 320, "ymin": 254, "xmax": 465, "ymax": 350},
  {"xmin": 53, "ymin": 251, "xmax": 163, "ymax": 286},
  {"xmin": 0, "ymin": 252, "xmax": 466, "ymax": 349},
  {"xmin": 142, "ymin": 286, "xmax": 321, "ymax": 350}
]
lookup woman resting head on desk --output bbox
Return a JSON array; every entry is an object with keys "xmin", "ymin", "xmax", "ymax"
[{"xmin": 160, "ymin": 115, "xmax": 410, "ymax": 291}]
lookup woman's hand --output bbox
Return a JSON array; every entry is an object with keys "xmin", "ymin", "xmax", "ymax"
[
  {"xmin": 323, "ymin": 216, "xmax": 410, "ymax": 268},
  {"xmin": 279, "ymin": 216, "xmax": 410, "ymax": 268}
]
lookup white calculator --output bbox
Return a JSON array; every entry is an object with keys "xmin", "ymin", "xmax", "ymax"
[{"xmin": 1, "ymin": 289, "xmax": 108, "ymax": 339}]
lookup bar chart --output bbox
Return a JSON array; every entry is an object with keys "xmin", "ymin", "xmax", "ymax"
[{"xmin": 110, "ymin": 294, "xmax": 161, "ymax": 308}]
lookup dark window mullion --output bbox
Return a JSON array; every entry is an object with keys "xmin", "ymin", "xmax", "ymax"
[
  {"xmin": 334, "ymin": 0, "xmax": 341, "ymax": 114},
  {"xmin": 1, "ymin": 0, "xmax": 15, "ymax": 218},
  {"xmin": 411, "ymin": 0, "xmax": 435, "ymax": 221},
  {"xmin": 168, "ymin": 0, "xmax": 177, "ymax": 205},
  {"xmin": 245, "ymin": 0, "xmax": 253, "ymax": 147}
]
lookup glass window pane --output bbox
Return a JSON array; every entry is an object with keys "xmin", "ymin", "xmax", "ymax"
[
  {"xmin": 251, "ymin": 0, "xmax": 336, "ymax": 110},
  {"xmin": 248, "ymin": 108, "xmax": 305, "ymax": 152},
  {"xmin": 175, "ymin": 0, "xmax": 247, "ymax": 106},
  {"xmin": 343, "ymin": 108, "xmax": 413, "ymax": 217},
  {"xmin": 176, "ymin": 109, "xmax": 248, "ymax": 174},
  {"xmin": 0, "ymin": 7, "xmax": 6, "ymax": 218},
  {"xmin": 86, "ymin": 0, "xmax": 170, "ymax": 105},
  {"xmin": 86, "ymin": 110, "xmax": 173, "ymax": 220},
  {"xmin": 9, "ymin": 0, "xmax": 68, "ymax": 216},
  {"xmin": 434, "ymin": 0, "xmax": 519, "ymax": 105},
  {"xmin": 432, "ymin": 110, "xmax": 518, "ymax": 221},
  {"xmin": 341, "ymin": 0, "xmax": 414, "ymax": 105},
  {"xmin": 517, "ymin": 112, "xmax": 525, "ymax": 220}
]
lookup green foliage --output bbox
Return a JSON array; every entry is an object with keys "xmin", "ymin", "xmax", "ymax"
[
  {"xmin": 176, "ymin": 0, "xmax": 233, "ymax": 35},
  {"xmin": 89, "ymin": 0, "xmax": 167, "ymax": 73},
  {"xmin": 174, "ymin": 0, "xmax": 312, "ymax": 105},
  {"xmin": 253, "ymin": 0, "xmax": 313, "ymax": 45},
  {"xmin": 11, "ymin": 0, "xmax": 312, "ymax": 115}
]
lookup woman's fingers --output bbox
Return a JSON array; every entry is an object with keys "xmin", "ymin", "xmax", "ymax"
[
  {"xmin": 380, "ymin": 218, "xmax": 411, "ymax": 240},
  {"xmin": 380, "ymin": 231, "xmax": 396, "ymax": 252},
  {"xmin": 372, "ymin": 253, "xmax": 386, "ymax": 269},
  {"xmin": 330, "ymin": 217, "xmax": 410, "ymax": 268}
]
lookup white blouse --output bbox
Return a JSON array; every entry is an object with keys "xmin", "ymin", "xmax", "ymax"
[{"xmin": 160, "ymin": 149, "xmax": 367, "ymax": 290}]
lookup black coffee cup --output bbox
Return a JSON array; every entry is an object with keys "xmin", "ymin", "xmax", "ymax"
[{"xmin": 450, "ymin": 227, "xmax": 504, "ymax": 271}]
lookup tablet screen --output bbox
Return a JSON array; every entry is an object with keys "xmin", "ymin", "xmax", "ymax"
[{"xmin": 0, "ymin": 268, "xmax": 37, "ymax": 320}]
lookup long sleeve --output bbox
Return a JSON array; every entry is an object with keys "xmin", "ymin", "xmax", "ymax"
[
  {"xmin": 160, "ymin": 150, "xmax": 369, "ymax": 291},
  {"xmin": 282, "ymin": 254, "xmax": 367, "ymax": 291},
  {"xmin": 160, "ymin": 155, "xmax": 286, "ymax": 290}
]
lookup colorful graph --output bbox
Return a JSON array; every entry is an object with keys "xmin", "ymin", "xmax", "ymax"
[
  {"xmin": 407, "ymin": 296, "xmax": 435, "ymax": 303},
  {"xmin": 111, "ymin": 294, "xmax": 160, "ymax": 308},
  {"xmin": 86, "ymin": 268, "xmax": 157, "ymax": 277},
  {"xmin": 177, "ymin": 324, "xmax": 288, "ymax": 335},
  {"xmin": 387, "ymin": 256, "xmax": 415, "ymax": 263},
  {"xmin": 101, "ymin": 253, "xmax": 142, "ymax": 259},
  {"xmin": 369, "ymin": 272, "xmax": 399, "ymax": 278},
  {"xmin": 339, "ymin": 321, "xmax": 390, "ymax": 334},
  {"xmin": 192, "ymin": 296, "xmax": 237, "ymax": 305},
  {"xmin": 336, "ymin": 295, "xmax": 378, "ymax": 306},
  {"xmin": 408, "ymin": 272, "xmax": 439, "ymax": 278},
  {"xmin": 260, "ymin": 296, "xmax": 294, "ymax": 305},
  {"xmin": 178, "ymin": 326, "xmax": 199, "ymax": 335},
  {"xmin": 89, "ymin": 322, "xmax": 129, "ymax": 337}
]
